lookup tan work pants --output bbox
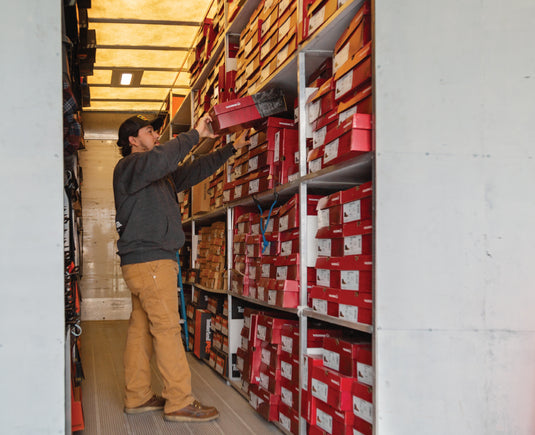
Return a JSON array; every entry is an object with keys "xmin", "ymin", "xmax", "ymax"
[{"xmin": 121, "ymin": 259, "xmax": 193, "ymax": 413}]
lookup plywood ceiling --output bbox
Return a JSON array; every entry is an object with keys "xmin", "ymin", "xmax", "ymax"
[{"xmin": 85, "ymin": 0, "xmax": 213, "ymax": 113}]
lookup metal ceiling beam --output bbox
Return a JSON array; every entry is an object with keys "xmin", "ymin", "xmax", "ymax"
[
  {"xmin": 97, "ymin": 44, "xmax": 189, "ymax": 51},
  {"xmin": 94, "ymin": 66, "xmax": 187, "ymax": 72},
  {"xmin": 88, "ymin": 18, "xmax": 201, "ymax": 26}
]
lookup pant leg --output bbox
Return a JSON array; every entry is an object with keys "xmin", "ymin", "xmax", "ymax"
[
  {"xmin": 122, "ymin": 290, "xmax": 153, "ymax": 408},
  {"xmin": 122, "ymin": 259, "xmax": 194, "ymax": 413}
]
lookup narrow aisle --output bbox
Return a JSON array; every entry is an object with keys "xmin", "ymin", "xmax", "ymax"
[
  {"xmin": 79, "ymin": 140, "xmax": 131, "ymax": 320},
  {"xmin": 80, "ymin": 320, "xmax": 281, "ymax": 435}
]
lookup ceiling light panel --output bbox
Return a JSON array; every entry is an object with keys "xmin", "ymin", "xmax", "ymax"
[
  {"xmin": 89, "ymin": 0, "xmax": 213, "ymax": 22},
  {"xmin": 141, "ymin": 70, "xmax": 189, "ymax": 87},
  {"xmin": 84, "ymin": 101, "xmax": 163, "ymax": 112},
  {"xmin": 89, "ymin": 49, "xmax": 188, "ymax": 70},
  {"xmin": 90, "ymin": 87, "xmax": 168, "ymax": 100}
]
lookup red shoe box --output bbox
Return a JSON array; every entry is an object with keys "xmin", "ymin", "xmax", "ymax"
[
  {"xmin": 280, "ymin": 156, "xmax": 299, "ymax": 184},
  {"xmin": 308, "ymin": 145, "xmax": 325, "ymax": 174},
  {"xmin": 312, "ymin": 110, "xmax": 339, "ymax": 149},
  {"xmin": 355, "ymin": 344, "xmax": 373, "ymax": 386},
  {"xmin": 280, "ymin": 229, "xmax": 300, "ymax": 257},
  {"xmin": 338, "ymin": 291, "xmax": 373, "ymax": 325},
  {"xmin": 337, "ymin": 84, "xmax": 373, "ymax": 124},
  {"xmin": 322, "ymin": 337, "xmax": 370, "ymax": 377},
  {"xmin": 341, "ymin": 181, "xmax": 373, "ymax": 223},
  {"xmin": 221, "ymin": 317, "xmax": 228, "ymax": 336},
  {"xmin": 307, "ymin": 78, "xmax": 336, "ymax": 124},
  {"xmin": 322, "ymin": 114, "xmax": 372, "ymax": 167},
  {"xmin": 307, "ymin": 0, "xmax": 338, "ymax": 38},
  {"xmin": 261, "ymin": 341, "xmax": 282, "ymax": 369},
  {"xmin": 309, "ymin": 285, "xmax": 339, "ymax": 317},
  {"xmin": 209, "ymin": 89, "xmax": 287, "ymax": 134},
  {"xmin": 280, "ymin": 350, "xmax": 300, "ymax": 385},
  {"xmin": 257, "ymin": 314, "xmax": 299, "ymax": 344},
  {"xmin": 248, "ymin": 141, "xmax": 277, "ymax": 173},
  {"xmin": 236, "ymin": 346, "xmax": 247, "ymax": 373},
  {"xmin": 352, "ymin": 381, "xmax": 373, "ymax": 425},
  {"xmin": 249, "ymin": 384, "xmax": 280, "ymax": 421},
  {"xmin": 314, "ymin": 399, "xmax": 355, "ymax": 435},
  {"xmin": 317, "ymin": 190, "xmax": 342, "ymax": 229},
  {"xmin": 316, "ymin": 219, "xmax": 373, "ymax": 257},
  {"xmin": 278, "ymin": 194, "xmax": 322, "ymax": 232},
  {"xmin": 333, "ymin": 1, "xmax": 371, "ymax": 73},
  {"xmin": 260, "ymin": 255, "xmax": 277, "ymax": 279},
  {"xmin": 259, "ymin": 365, "xmax": 281, "ymax": 395},
  {"xmin": 280, "ymin": 376, "xmax": 300, "ymax": 409},
  {"xmin": 215, "ymin": 351, "xmax": 227, "ymax": 377},
  {"xmin": 311, "ymin": 366, "xmax": 354, "ymax": 411},
  {"xmin": 334, "ymin": 52, "xmax": 372, "ymax": 103},
  {"xmin": 268, "ymin": 286, "xmax": 299, "ymax": 308},
  {"xmin": 281, "ymin": 325, "xmax": 341, "ymax": 356},
  {"xmin": 247, "ymin": 167, "xmax": 277, "ymax": 196},
  {"xmin": 279, "ymin": 402, "xmax": 300, "ymax": 435},
  {"xmin": 315, "ymin": 255, "xmax": 372, "ymax": 292},
  {"xmin": 233, "ymin": 233, "xmax": 247, "ymax": 255},
  {"xmin": 302, "ymin": 353, "xmax": 324, "ymax": 423},
  {"xmin": 353, "ymin": 415, "xmax": 373, "ymax": 435}
]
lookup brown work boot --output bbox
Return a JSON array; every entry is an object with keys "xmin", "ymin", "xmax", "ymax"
[
  {"xmin": 124, "ymin": 395, "xmax": 165, "ymax": 414},
  {"xmin": 164, "ymin": 400, "xmax": 219, "ymax": 422}
]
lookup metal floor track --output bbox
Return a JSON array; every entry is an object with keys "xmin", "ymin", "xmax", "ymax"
[{"xmin": 79, "ymin": 320, "xmax": 281, "ymax": 435}]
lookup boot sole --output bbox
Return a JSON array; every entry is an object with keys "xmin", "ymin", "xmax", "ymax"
[
  {"xmin": 124, "ymin": 406, "xmax": 164, "ymax": 415},
  {"xmin": 164, "ymin": 412, "xmax": 219, "ymax": 422}
]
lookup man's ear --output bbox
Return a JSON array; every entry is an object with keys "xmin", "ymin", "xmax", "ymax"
[{"xmin": 128, "ymin": 135, "xmax": 138, "ymax": 147}]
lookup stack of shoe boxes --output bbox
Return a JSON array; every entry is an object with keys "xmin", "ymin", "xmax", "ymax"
[
  {"xmin": 236, "ymin": 308, "xmax": 263, "ymax": 394},
  {"xmin": 308, "ymin": 337, "xmax": 373, "ymax": 434},
  {"xmin": 207, "ymin": 295, "xmax": 228, "ymax": 377},
  {"xmin": 249, "ymin": 313, "xmax": 298, "ymax": 421},
  {"xmin": 306, "ymin": 1, "xmax": 373, "ymax": 173},
  {"xmin": 196, "ymin": 222, "xmax": 227, "ymax": 291},
  {"xmin": 310, "ymin": 181, "xmax": 373, "ymax": 325}
]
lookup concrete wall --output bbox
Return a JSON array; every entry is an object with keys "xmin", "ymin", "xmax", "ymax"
[
  {"xmin": 0, "ymin": 0, "xmax": 65, "ymax": 433},
  {"xmin": 374, "ymin": 1, "xmax": 535, "ymax": 433}
]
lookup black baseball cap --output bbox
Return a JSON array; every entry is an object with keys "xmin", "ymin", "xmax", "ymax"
[{"xmin": 117, "ymin": 114, "xmax": 163, "ymax": 147}]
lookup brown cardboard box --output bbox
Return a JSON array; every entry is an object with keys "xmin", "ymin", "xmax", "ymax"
[{"xmin": 191, "ymin": 177, "xmax": 211, "ymax": 215}]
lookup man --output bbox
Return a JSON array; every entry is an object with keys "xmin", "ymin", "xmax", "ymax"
[{"xmin": 113, "ymin": 114, "xmax": 249, "ymax": 422}]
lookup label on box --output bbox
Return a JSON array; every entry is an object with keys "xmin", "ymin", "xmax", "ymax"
[
  {"xmin": 245, "ymin": 38, "xmax": 253, "ymax": 56},
  {"xmin": 338, "ymin": 0, "xmax": 349, "ymax": 6},
  {"xmin": 334, "ymin": 43, "xmax": 350, "ymax": 71},
  {"xmin": 279, "ymin": 215, "xmax": 289, "ymax": 232},
  {"xmin": 261, "ymin": 264, "xmax": 271, "ymax": 278},
  {"xmin": 353, "ymin": 396, "xmax": 373, "ymax": 424},
  {"xmin": 268, "ymin": 290, "xmax": 277, "ymax": 305},
  {"xmin": 249, "ymin": 179, "xmax": 260, "ymax": 194},
  {"xmin": 309, "ymin": 6, "xmax": 326, "ymax": 35},
  {"xmin": 249, "ymin": 265, "xmax": 257, "ymax": 278},
  {"xmin": 280, "ymin": 412, "xmax": 292, "ymax": 431},
  {"xmin": 311, "ymin": 378, "xmax": 328, "ymax": 402},
  {"xmin": 341, "ymin": 270, "xmax": 359, "ymax": 290},
  {"xmin": 344, "ymin": 200, "xmax": 362, "ymax": 222},
  {"xmin": 316, "ymin": 408, "xmax": 333, "ymax": 434},
  {"xmin": 308, "ymin": 100, "xmax": 321, "ymax": 123},
  {"xmin": 344, "ymin": 235, "xmax": 363, "ymax": 255},
  {"xmin": 313, "ymin": 126, "xmax": 327, "ymax": 149},
  {"xmin": 324, "ymin": 139, "xmax": 339, "ymax": 164},
  {"xmin": 281, "ymin": 386, "xmax": 293, "ymax": 407},
  {"xmin": 312, "ymin": 298, "xmax": 328, "ymax": 314},
  {"xmin": 274, "ymin": 131, "xmax": 281, "ymax": 162},
  {"xmin": 279, "ymin": 0, "xmax": 291, "ymax": 13},
  {"xmin": 288, "ymin": 172, "xmax": 299, "ymax": 183},
  {"xmin": 246, "ymin": 245, "xmax": 254, "ymax": 257},
  {"xmin": 318, "ymin": 209, "xmax": 329, "ymax": 228},
  {"xmin": 250, "ymin": 134, "xmax": 260, "ymax": 148},
  {"xmin": 281, "ymin": 335, "xmax": 293, "ymax": 353},
  {"xmin": 258, "ymin": 285, "xmax": 265, "ymax": 301},
  {"xmin": 277, "ymin": 44, "xmax": 289, "ymax": 65},
  {"xmin": 323, "ymin": 349, "xmax": 341, "ymax": 372},
  {"xmin": 259, "ymin": 372, "xmax": 269, "ymax": 390},
  {"xmin": 249, "ymin": 392, "xmax": 262, "ymax": 409},
  {"xmin": 261, "ymin": 43, "xmax": 271, "ymax": 60},
  {"xmin": 316, "ymin": 269, "xmax": 331, "ymax": 287},
  {"xmin": 235, "ymin": 184, "xmax": 243, "ymax": 197},
  {"xmin": 280, "ymin": 17, "xmax": 291, "ymax": 39},
  {"xmin": 249, "ymin": 155, "xmax": 259, "ymax": 171},
  {"xmin": 246, "ymin": 61, "xmax": 255, "ymax": 78},
  {"xmin": 317, "ymin": 238, "xmax": 332, "ymax": 256},
  {"xmin": 339, "ymin": 304, "xmax": 359, "ymax": 322},
  {"xmin": 336, "ymin": 70, "xmax": 354, "ymax": 99},
  {"xmin": 237, "ymin": 355, "xmax": 244, "ymax": 371},
  {"xmin": 277, "ymin": 265, "xmax": 288, "ymax": 280},
  {"xmin": 303, "ymin": 357, "xmax": 309, "ymax": 390},
  {"xmin": 262, "ymin": 347, "xmax": 271, "ymax": 365},
  {"xmin": 339, "ymin": 105, "xmax": 358, "ymax": 124},
  {"xmin": 257, "ymin": 324, "xmax": 267, "ymax": 341},
  {"xmin": 357, "ymin": 362, "xmax": 373, "ymax": 386},
  {"xmin": 309, "ymin": 158, "xmax": 322, "ymax": 173},
  {"xmin": 281, "ymin": 360, "xmax": 293, "ymax": 381},
  {"xmin": 281, "ymin": 241, "xmax": 292, "ymax": 256},
  {"xmin": 252, "ymin": 223, "xmax": 260, "ymax": 234}
]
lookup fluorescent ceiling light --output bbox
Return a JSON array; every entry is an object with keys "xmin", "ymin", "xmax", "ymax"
[{"xmin": 120, "ymin": 73, "xmax": 133, "ymax": 85}]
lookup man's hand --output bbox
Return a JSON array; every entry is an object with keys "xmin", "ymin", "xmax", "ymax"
[
  {"xmin": 233, "ymin": 129, "xmax": 251, "ymax": 150},
  {"xmin": 195, "ymin": 115, "xmax": 219, "ymax": 139}
]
